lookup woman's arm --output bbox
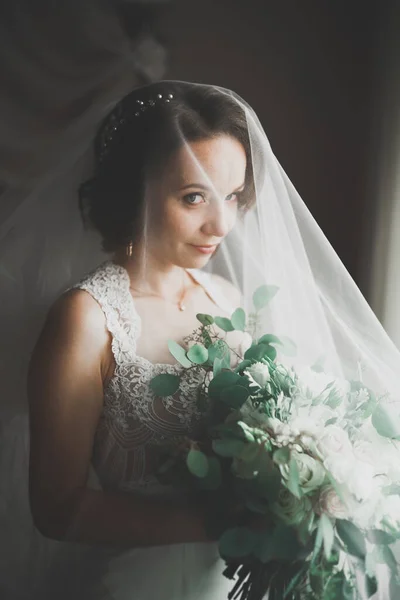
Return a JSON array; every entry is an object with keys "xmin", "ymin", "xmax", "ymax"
[{"xmin": 28, "ymin": 290, "xmax": 211, "ymax": 547}]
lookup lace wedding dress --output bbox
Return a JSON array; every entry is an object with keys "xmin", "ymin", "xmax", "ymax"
[{"xmin": 34, "ymin": 259, "xmax": 236, "ymax": 600}]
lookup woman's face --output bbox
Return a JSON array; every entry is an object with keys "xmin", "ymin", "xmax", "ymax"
[{"xmin": 145, "ymin": 134, "xmax": 247, "ymax": 269}]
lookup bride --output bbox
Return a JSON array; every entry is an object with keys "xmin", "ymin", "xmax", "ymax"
[
  {"xmin": 28, "ymin": 82, "xmax": 255, "ymax": 599},
  {"xmin": 4, "ymin": 80, "xmax": 400, "ymax": 599}
]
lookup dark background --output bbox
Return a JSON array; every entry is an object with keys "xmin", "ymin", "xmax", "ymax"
[{"xmin": 124, "ymin": 0, "xmax": 388, "ymax": 295}]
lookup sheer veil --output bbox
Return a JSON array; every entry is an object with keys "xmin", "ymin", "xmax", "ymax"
[
  {"xmin": 0, "ymin": 2, "xmax": 167, "ymax": 597},
  {"xmin": 1, "ymin": 12, "xmax": 400, "ymax": 599}
]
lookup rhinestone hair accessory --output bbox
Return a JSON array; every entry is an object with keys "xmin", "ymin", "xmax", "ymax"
[{"xmin": 96, "ymin": 92, "xmax": 175, "ymax": 167}]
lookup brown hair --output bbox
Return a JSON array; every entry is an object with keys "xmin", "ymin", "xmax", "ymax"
[{"xmin": 79, "ymin": 81, "xmax": 254, "ymax": 253}]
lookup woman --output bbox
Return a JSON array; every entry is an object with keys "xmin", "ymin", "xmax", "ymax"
[
  {"xmin": 11, "ymin": 81, "xmax": 400, "ymax": 598},
  {"xmin": 27, "ymin": 82, "xmax": 255, "ymax": 599}
]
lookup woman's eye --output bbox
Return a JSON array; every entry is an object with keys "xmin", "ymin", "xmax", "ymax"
[
  {"xmin": 226, "ymin": 193, "xmax": 237, "ymax": 202},
  {"xmin": 226, "ymin": 192, "xmax": 242, "ymax": 202},
  {"xmin": 183, "ymin": 193, "xmax": 204, "ymax": 205}
]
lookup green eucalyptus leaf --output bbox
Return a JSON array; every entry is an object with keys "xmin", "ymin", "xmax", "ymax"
[
  {"xmin": 382, "ymin": 546, "xmax": 398, "ymax": 572},
  {"xmin": 320, "ymin": 513, "xmax": 334, "ymax": 560},
  {"xmin": 213, "ymin": 357, "xmax": 222, "ymax": 377},
  {"xmin": 195, "ymin": 456, "xmax": 222, "ymax": 489},
  {"xmin": 271, "ymin": 524, "xmax": 301, "ymax": 560},
  {"xmin": 367, "ymin": 529, "xmax": 396, "ymax": 545},
  {"xmin": 244, "ymin": 343, "xmax": 277, "ymax": 362},
  {"xmin": 196, "ymin": 313, "xmax": 214, "ymax": 326},
  {"xmin": 253, "ymin": 533, "xmax": 273, "ymax": 562},
  {"xmin": 208, "ymin": 340, "xmax": 230, "ymax": 369},
  {"xmin": 273, "ymin": 447, "xmax": 291, "ymax": 465},
  {"xmin": 187, "ymin": 343, "xmax": 208, "ymax": 365},
  {"xmin": 258, "ymin": 334, "xmax": 282, "ymax": 346},
  {"xmin": 235, "ymin": 359, "xmax": 252, "ymax": 373},
  {"xmin": 383, "ymin": 484, "xmax": 400, "ymax": 496},
  {"xmin": 167, "ymin": 340, "xmax": 192, "ymax": 368},
  {"xmin": 372, "ymin": 404, "xmax": 400, "ymax": 439},
  {"xmin": 239, "ymin": 442, "xmax": 260, "ymax": 463},
  {"xmin": 231, "ymin": 308, "xmax": 246, "ymax": 331},
  {"xmin": 212, "ymin": 438, "xmax": 246, "ymax": 458},
  {"xmin": 220, "ymin": 385, "xmax": 250, "ymax": 409},
  {"xmin": 186, "ymin": 448, "xmax": 209, "ymax": 478},
  {"xmin": 286, "ymin": 455, "xmax": 301, "ymax": 498},
  {"xmin": 214, "ymin": 316, "xmax": 234, "ymax": 332},
  {"xmin": 150, "ymin": 374, "xmax": 181, "ymax": 397},
  {"xmin": 208, "ymin": 371, "xmax": 241, "ymax": 399},
  {"xmin": 336, "ymin": 519, "xmax": 366, "ymax": 559},
  {"xmin": 253, "ymin": 285, "xmax": 279, "ymax": 311},
  {"xmin": 366, "ymin": 575, "xmax": 378, "ymax": 598},
  {"xmin": 219, "ymin": 527, "xmax": 257, "ymax": 559}
]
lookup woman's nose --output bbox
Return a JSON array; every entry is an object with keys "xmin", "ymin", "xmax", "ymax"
[{"xmin": 201, "ymin": 203, "xmax": 231, "ymax": 238}]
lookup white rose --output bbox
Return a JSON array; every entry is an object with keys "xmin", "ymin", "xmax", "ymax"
[
  {"xmin": 352, "ymin": 440, "xmax": 378, "ymax": 467},
  {"xmin": 318, "ymin": 425, "xmax": 353, "ymax": 458},
  {"xmin": 317, "ymin": 485, "xmax": 349, "ymax": 519},
  {"xmin": 245, "ymin": 363, "xmax": 271, "ymax": 388},
  {"xmin": 347, "ymin": 460, "xmax": 376, "ymax": 501},
  {"xmin": 323, "ymin": 455, "xmax": 354, "ymax": 484},
  {"xmin": 280, "ymin": 451, "xmax": 326, "ymax": 494},
  {"xmin": 273, "ymin": 488, "xmax": 312, "ymax": 526}
]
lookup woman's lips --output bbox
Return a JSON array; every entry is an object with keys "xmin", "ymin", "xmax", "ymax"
[{"xmin": 190, "ymin": 244, "xmax": 218, "ymax": 255}]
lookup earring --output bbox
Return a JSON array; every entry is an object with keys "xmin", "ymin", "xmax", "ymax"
[{"xmin": 126, "ymin": 241, "xmax": 133, "ymax": 258}]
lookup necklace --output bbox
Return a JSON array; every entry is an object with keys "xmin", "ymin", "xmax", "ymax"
[{"xmin": 129, "ymin": 269, "xmax": 188, "ymax": 312}]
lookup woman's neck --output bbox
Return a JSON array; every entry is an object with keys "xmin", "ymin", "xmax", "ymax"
[{"xmin": 112, "ymin": 247, "xmax": 189, "ymax": 298}]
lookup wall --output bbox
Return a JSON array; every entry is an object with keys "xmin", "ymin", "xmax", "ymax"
[{"xmin": 157, "ymin": 0, "xmax": 383, "ymax": 292}]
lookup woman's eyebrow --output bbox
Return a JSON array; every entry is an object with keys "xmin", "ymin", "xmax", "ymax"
[{"xmin": 179, "ymin": 182, "xmax": 245, "ymax": 191}]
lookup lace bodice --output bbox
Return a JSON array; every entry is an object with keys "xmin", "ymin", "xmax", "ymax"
[{"xmin": 69, "ymin": 260, "xmax": 234, "ymax": 494}]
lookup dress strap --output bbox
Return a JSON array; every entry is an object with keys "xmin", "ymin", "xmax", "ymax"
[{"xmin": 68, "ymin": 260, "xmax": 139, "ymax": 365}]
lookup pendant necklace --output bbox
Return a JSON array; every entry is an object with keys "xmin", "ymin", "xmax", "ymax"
[{"xmin": 129, "ymin": 269, "xmax": 188, "ymax": 312}]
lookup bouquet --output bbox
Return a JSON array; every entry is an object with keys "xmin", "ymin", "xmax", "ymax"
[{"xmin": 150, "ymin": 285, "xmax": 400, "ymax": 600}]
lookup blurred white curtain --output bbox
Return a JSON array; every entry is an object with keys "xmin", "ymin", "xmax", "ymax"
[{"xmin": 369, "ymin": 1, "xmax": 400, "ymax": 349}]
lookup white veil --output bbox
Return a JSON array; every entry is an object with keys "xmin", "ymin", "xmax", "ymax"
[{"xmin": 1, "ymin": 73, "xmax": 400, "ymax": 600}]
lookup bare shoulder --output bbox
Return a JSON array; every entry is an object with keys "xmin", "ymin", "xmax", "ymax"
[
  {"xmin": 33, "ymin": 287, "xmax": 111, "ymax": 376},
  {"xmin": 47, "ymin": 287, "xmax": 108, "ymax": 344},
  {"xmin": 209, "ymin": 274, "xmax": 242, "ymax": 308}
]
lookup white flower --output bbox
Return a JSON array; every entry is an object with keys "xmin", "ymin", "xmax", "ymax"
[
  {"xmin": 347, "ymin": 460, "xmax": 376, "ymax": 501},
  {"xmin": 273, "ymin": 488, "xmax": 312, "ymax": 526},
  {"xmin": 280, "ymin": 451, "xmax": 326, "ymax": 494},
  {"xmin": 317, "ymin": 485, "xmax": 349, "ymax": 519},
  {"xmin": 245, "ymin": 362, "xmax": 271, "ymax": 388},
  {"xmin": 374, "ymin": 495, "xmax": 400, "ymax": 531},
  {"xmin": 323, "ymin": 455, "xmax": 354, "ymax": 485},
  {"xmin": 317, "ymin": 425, "xmax": 353, "ymax": 458},
  {"xmin": 265, "ymin": 418, "xmax": 299, "ymax": 446}
]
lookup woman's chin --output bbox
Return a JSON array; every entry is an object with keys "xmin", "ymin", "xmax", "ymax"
[{"xmin": 179, "ymin": 249, "xmax": 213, "ymax": 270}]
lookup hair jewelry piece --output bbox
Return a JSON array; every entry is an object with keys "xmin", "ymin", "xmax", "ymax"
[{"xmin": 97, "ymin": 92, "xmax": 175, "ymax": 166}]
